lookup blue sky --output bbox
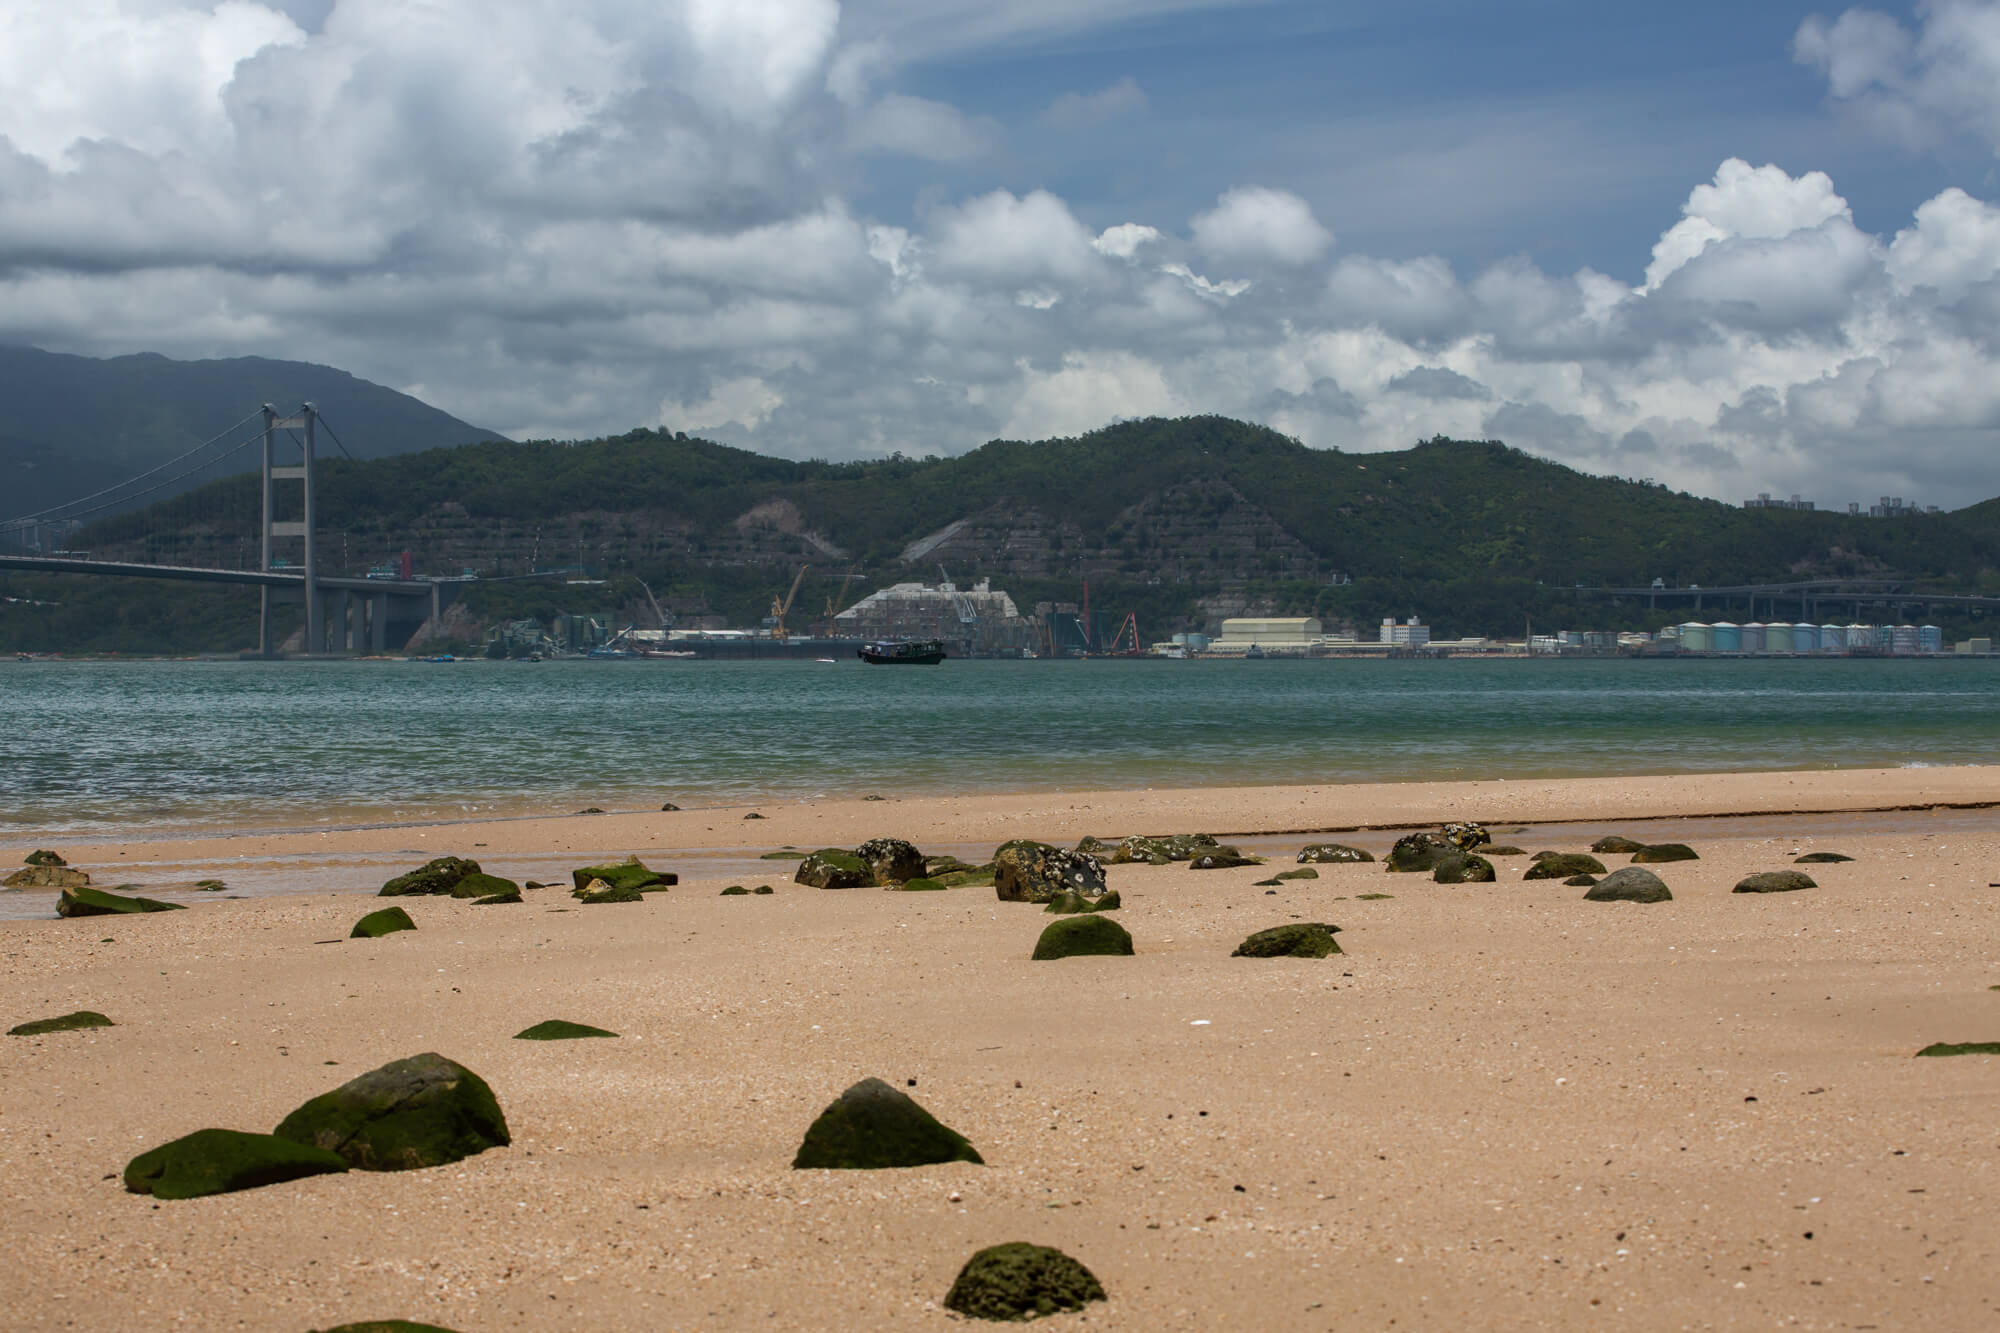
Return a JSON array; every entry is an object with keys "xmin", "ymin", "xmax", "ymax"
[{"xmin": 4, "ymin": 0, "xmax": 2000, "ymax": 507}]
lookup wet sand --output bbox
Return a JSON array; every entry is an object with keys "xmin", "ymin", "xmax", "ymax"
[{"xmin": 4, "ymin": 766, "xmax": 1999, "ymax": 1329}]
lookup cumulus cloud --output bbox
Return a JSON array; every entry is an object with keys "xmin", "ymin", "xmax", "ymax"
[
  {"xmin": 4, "ymin": 3, "xmax": 2000, "ymax": 511},
  {"xmin": 1041, "ymin": 76, "xmax": 1147, "ymax": 127},
  {"xmin": 1190, "ymin": 186, "xmax": 1334, "ymax": 266},
  {"xmin": 1796, "ymin": 0, "xmax": 2000, "ymax": 151}
]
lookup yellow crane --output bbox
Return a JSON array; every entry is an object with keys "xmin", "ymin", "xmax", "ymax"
[
  {"xmin": 769, "ymin": 564, "xmax": 809, "ymax": 639},
  {"xmin": 824, "ymin": 566, "xmax": 857, "ymax": 621}
]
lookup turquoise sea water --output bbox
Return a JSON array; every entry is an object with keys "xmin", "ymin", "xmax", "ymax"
[{"xmin": 2, "ymin": 657, "xmax": 1995, "ymax": 837}]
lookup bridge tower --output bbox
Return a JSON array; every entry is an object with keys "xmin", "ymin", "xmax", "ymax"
[{"xmin": 259, "ymin": 403, "xmax": 320, "ymax": 656}]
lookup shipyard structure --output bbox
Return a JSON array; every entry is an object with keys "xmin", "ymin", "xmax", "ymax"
[{"xmin": 832, "ymin": 578, "xmax": 1034, "ymax": 658}]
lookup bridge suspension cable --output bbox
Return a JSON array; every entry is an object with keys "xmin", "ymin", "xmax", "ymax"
[{"xmin": 0, "ymin": 407, "xmax": 270, "ymax": 533}]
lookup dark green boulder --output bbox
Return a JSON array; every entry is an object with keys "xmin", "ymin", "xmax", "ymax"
[
  {"xmin": 123, "ymin": 1127, "xmax": 348, "ymax": 1199},
  {"xmin": 1584, "ymin": 867, "xmax": 1672, "ymax": 903},
  {"xmin": 350, "ymin": 906, "xmax": 416, "ymax": 939},
  {"xmin": 1109, "ymin": 832, "xmax": 1219, "ymax": 864},
  {"xmin": 1482, "ymin": 845, "xmax": 1527, "ymax": 857},
  {"xmin": 9, "ymin": 1009, "xmax": 113, "ymax": 1036},
  {"xmin": 791, "ymin": 1076, "xmax": 983, "ymax": 1169},
  {"xmin": 760, "ymin": 849, "xmax": 808, "ymax": 860},
  {"xmin": 1916, "ymin": 1041, "xmax": 2000, "ymax": 1057},
  {"xmin": 926, "ymin": 854, "xmax": 977, "ymax": 876},
  {"xmin": 1733, "ymin": 870, "xmax": 1815, "ymax": 894},
  {"xmin": 25, "ymin": 849, "xmax": 66, "ymax": 866},
  {"xmin": 994, "ymin": 840, "xmax": 1107, "ymax": 902},
  {"xmin": 1030, "ymin": 915, "xmax": 1133, "ymax": 960},
  {"xmin": 1591, "ymin": 835, "xmax": 1645, "ymax": 854},
  {"xmin": 1524, "ymin": 853, "xmax": 1607, "ymax": 880},
  {"xmin": 1073, "ymin": 835, "xmax": 1120, "ymax": 857},
  {"xmin": 569, "ymin": 859, "xmax": 674, "ymax": 893},
  {"xmin": 1632, "ymin": 843, "xmax": 1699, "ymax": 863},
  {"xmin": 896, "ymin": 877, "xmax": 946, "ymax": 892},
  {"xmin": 1432, "ymin": 853, "xmax": 1495, "ymax": 884},
  {"xmin": 1232, "ymin": 923, "xmax": 1342, "ymax": 958},
  {"xmin": 1795, "ymin": 852, "xmax": 1854, "ymax": 864},
  {"xmin": 1441, "ymin": 821, "xmax": 1490, "ymax": 850},
  {"xmin": 515, "ymin": 1020, "xmax": 617, "ymax": 1040},
  {"xmin": 1275, "ymin": 867, "xmax": 1319, "ymax": 880},
  {"xmin": 573, "ymin": 878, "xmax": 643, "ymax": 903},
  {"xmin": 795, "ymin": 848, "xmax": 871, "ymax": 889},
  {"xmin": 1385, "ymin": 832, "xmax": 1454, "ymax": 873},
  {"xmin": 1188, "ymin": 847, "xmax": 1262, "ymax": 870},
  {"xmin": 753, "ymin": 884, "xmax": 775, "ymax": 895},
  {"xmin": 1563, "ymin": 874, "xmax": 1599, "ymax": 887},
  {"xmin": 935, "ymin": 866, "xmax": 995, "ymax": 887},
  {"xmin": 273, "ymin": 1052, "xmax": 510, "ymax": 1171},
  {"xmin": 944, "ymin": 1242, "xmax": 1106, "ymax": 1321},
  {"xmin": 1298, "ymin": 843, "xmax": 1372, "ymax": 864},
  {"xmin": 379, "ymin": 856, "xmax": 480, "ymax": 897},
  {"xmin": 720, "ymin": 885, "xmax": 751, "ymax": 895},
  {"xmin": 855, "ymin": 837, "xmax": 926, "ymax": 885},
  {"xmin": 57, "ymin": 885, "xmax": 184, "ymax": 916},
  {"xmin": 449, "ymin": 872, "xmax": 519, "ymax": 900}
]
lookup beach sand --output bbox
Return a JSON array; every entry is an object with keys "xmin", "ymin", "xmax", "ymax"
[{"xmin": 3, "ymin": 766, "xmax": 1999, "ymax": 1330}]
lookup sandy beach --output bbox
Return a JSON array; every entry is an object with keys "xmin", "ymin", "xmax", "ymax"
[{"xmin": 5, "ymin": 766, "xmax": 2000, "ymax": 1330}]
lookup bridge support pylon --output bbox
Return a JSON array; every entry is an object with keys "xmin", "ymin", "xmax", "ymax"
[{"xmin": 259, "ymin": 403, "xmax": 320, "ymax": 656}]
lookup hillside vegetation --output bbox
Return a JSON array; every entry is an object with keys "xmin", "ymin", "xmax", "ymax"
[{"xmin": 9, "ymin": 416, "xmax": 1999, "ymax": 653}]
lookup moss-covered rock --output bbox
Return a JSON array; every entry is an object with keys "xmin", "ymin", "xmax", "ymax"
[
  {"xmin": 573, "ymin": 878, "xmax": 643, "ymax": 904},
  {"xmin": 1482, "ymin": 845, "xmax": 1527, "ymax": 857},
  {"xmin": 350, "ymin": 906, "xmax": 416, "ymax": 938},
  {"xmin": 471, "ymin": 890, "xmax": 521, "ymax": 905},
  {"xmin": 1232, "ymin": 923, "xmax": 1342, "ymax": 958},
  {"xmin": 1563, "ymin": 874, "xmax": 1599, "ymax": 887},
  {"xmin": 1093, "ymin": 889, "xmax": 1121, "ymax": 910},
  {"xmin": 24, "ymin": 849, "xmax": 66, "ymax": 867},
  {"xmin": 3, "ymin": 863, "xmax": 91, "ymax": 888},
  {"xmin": 944, "ymin": 1242, "xmax": 1106, "ymax": 1321},
  {"xmin": 1297, "ymin": 842, "xmax": 1373, "ymax": 864},
  {"xmin": 57, "ymin": 885, "xmax": 184, "ymax": 916},
  {"xmin": 1523, "ymin": 853, "xmax": 1607, "ymax": 880},
  {"xmin": 274, "ymin": 1052, "xmax": 509, "ymax": 1172},
  {"xmin": 795, "ymin": 848, "xmax": 872, "ymax": 889},
  {"xmin": 1042, "ymin": 891, "xmax": 1090, "ymax": 914},
  {"xmin": 760, "ymin": 849, "xmax": 808, "ymax": 860},
  {"xmin": 514, "ymin": 1020, "xmax": 617, "ymax": 1040},
  {"xmin": 1030, "ymin": 915, "xmax": 1133, "ymax": 960},
  {"xmin": 753, "ymin": 884, "xmax": 774, "ymax": 894},
  {"xmin": 791, "ymin": 1076, "xmax": 983, "ymax": 1170},
  {"xmin": 925, "ymin": 854, "xmax": 976, "ymax": 875},
  {"xmin": 1188, "ymin": 848, "xmax": 1263, "ymax": 870},
  {"xmin": 1386, "ymin": 831, "xmax": 1455, "ymax": 873},
  {"xmin": 1275, "ymin": 867, "xmax": 1319, "ymax": 880},
  {"xmin": 1795, "ymin": 852, "xmax": 1854, "ymax": 864},
  {"xmin": 1733, "ymin": 870, "xmax": 1816, "ymax": 894},
  {"xmin": 448, "ymin": 872, "xmax": 519, "ymax": 900},
  {"xmin": 1073, "ymin": 835, "xmax": 1120, "ymax": 857},
  {"xmin": 123, "ymin": 1127, "xmax": 349, "ymax": 1199},
  {"xmin": 1631, "ymin": 843, "xmax": 1699, "ymax": 863},
  {"xmin": 379, "ymin": 856, "xmax": 480, "ymax": 897},
  {"xmin": 1357, "ymin": 892, "xmax": 1393, "ymax": 900},
  {"xmin": 993, "ymin": 841, "xmax": 1106, "ymax": 902},
  {"xmin": 1441, "ymin": 821, "xmax": 1490, "ymax": 850},
  {"xmin": 195, "ymin": 879, "xmax": 227, "ymax": 891},
  {"xmin": 855, "ymin": 837, "xmax": 926, "ymax": 885},
  {"xmin": 8, "ymin": 1009, "xmax": 113, "ymax": 1036},
  {"xmin": 1590, "ymin": 835, "xmax": 1646, "ymax": 854},
  {"xmin": 935, "ymin": 866, "xmax": 995, "ymax": 888},
  {"xmin": 1916, "ymin": 1041, "xmax": 2000, "ymax": 1057},
  {"xmin": 895, "ymin": 877, "xmax": 946, "ymax": 892},
  {"xmin": 1432, "ymin": 853, "xmax": 1496, "ymax": 884},
  {"xmin": 569, "ymin": 859, "xmax": 674, "ymax": 893},
  {"xmin": 1584, "ymin": 867, "xmax": 1672, "ymax": 903},
  {"xmin": 720, "ymin": 885, "xmax": 751, "ymax": 895},
  {"xmin": 1111, "ymin": 832, "xmax": 1218, "ymax": 864}
]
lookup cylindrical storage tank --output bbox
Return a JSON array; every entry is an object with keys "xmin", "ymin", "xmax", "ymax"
[
  {"xmin": 1678, "ymin": 622, "xmax": 1712, "ymax": 652},
  {"xmin": 1712, "ymin": 621, "xmax": 1742, "ymax": 652},
  {"xmin": 1793, "ymin": 623, "xmax": 1817, "ymax": 653},
  {"xmin": 1741, "ymin": 622, "xmax": 1767, "ymax": 654},
  {"xmin": 1766, "ymin": 622, "xmax": 1795, "ymax": 653},
  {"xmin": 1876, "ymin": 625, "xmax": 1896, "ymax": 651},
  {"xmin": 1919, "ymin": 625, "xmax": 1943, "ymax": 654},
  {"xmin": 1822, "ymin": 624, "xmax": 1845, "ymax": 653},
  {"xmin": 1847, "ymin": 624, "xmax": 1873, "ymax": 650},
  {"xmin": 1892, "ymin": 624, "xmax": 1918, "ymax": 655}
]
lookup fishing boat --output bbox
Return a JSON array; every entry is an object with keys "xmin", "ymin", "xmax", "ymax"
[{"xmin": 858, "ymin": 638, "xmax": 946, "ymax": 665}]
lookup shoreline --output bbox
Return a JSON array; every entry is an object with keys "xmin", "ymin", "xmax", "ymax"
[{"xmin": 5, "ymin": 766, "xmax": 2000, "ymax": 1328}]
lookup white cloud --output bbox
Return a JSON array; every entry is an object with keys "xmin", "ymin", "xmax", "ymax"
[
  {"xmin": 1041, "ymin": 76, "xmax": 1148, "ymax": 127},
  {"xmin": 848, "ymin": 92, "xmax": 991, "ymax": 159},
  {"xmin": 1093, "ymin": 223, "xmax": 1161, "ymax": 259},
  {"xmin": 1191, "ymin": 185, "xmax": 1334, "ymax": 266},
  {"xmin": 929, "ymin": 188, "xmax": 1100, "ymax": 282},
  {"xmin": 660, "ymin": 375, "xmax": 786, "ymax": 433},
  {"xmin": 1796, "ymin": 0, "xmax": 2000, "ymax": 151},
  {"xmin": 1643, "ymin": 158, "xmax": 1853, "ymax": 290},
  {"xmin": 1886, "ymin": 186, "xmax": 2000, "ymax": 295}
]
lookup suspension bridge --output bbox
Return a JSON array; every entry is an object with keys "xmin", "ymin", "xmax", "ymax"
[{"xmin": 0, "ymin": 404, "xmax": 465, "ymax": 655}]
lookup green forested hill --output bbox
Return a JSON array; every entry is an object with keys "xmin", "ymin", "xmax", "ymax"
[{"xmin": 10, "ymin": 416, "xmax": 2000, "ymax": 653}]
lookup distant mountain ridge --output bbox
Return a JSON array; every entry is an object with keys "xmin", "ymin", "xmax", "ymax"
[{"xmin": 0, "ymin": 344, "xmax": 503, "ymax": 524}]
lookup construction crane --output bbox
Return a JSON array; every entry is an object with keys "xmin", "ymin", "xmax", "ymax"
[
  {"xmin": 769, "ymin": 564, "xmax": 809, "ymax": 639},
  {"xmin": 824, "ymin": 566, "xmax": 857, "ymax": 620}
]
